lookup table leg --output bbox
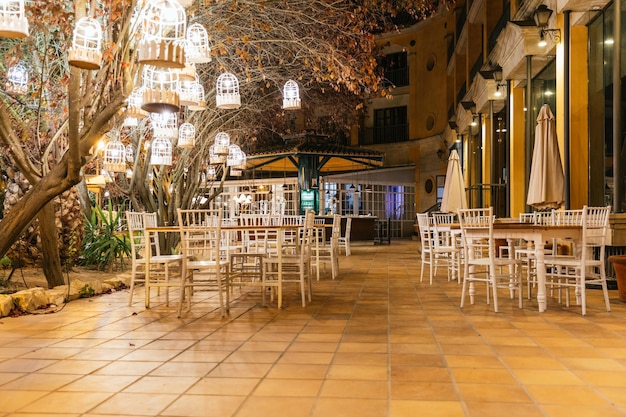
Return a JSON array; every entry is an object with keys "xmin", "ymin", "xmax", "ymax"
[{"xmin": 535, "ymin": 240, "xmax": 547, "ymax": 312}]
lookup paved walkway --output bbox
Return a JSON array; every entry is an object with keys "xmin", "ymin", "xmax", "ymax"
[{"xmin": 1, "ymin": 241, "xmax": 626, "ymax": 417}]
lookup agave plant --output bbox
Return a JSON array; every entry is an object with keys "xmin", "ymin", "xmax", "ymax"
[{"xmin": 81, "ymin": 200, "xmax": 130, "ymax": 272}]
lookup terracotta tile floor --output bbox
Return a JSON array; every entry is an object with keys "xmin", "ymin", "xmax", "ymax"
[{"xmin": 1, "ymin": 240, "xmax": 626, "ymax": 417}]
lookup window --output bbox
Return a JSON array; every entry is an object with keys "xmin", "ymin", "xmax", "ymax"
[
  {"xmin": 378, "ymin": 52, "xmax": 409, "ymax": 87},
  {"xmin": 373, "ymin": 106, "xmax": 408, "ymax": 144}
]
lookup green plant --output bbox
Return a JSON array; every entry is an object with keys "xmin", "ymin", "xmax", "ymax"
[
  {"xmin": 79, "ymin": 284, "xmax": 95, "ymax": 298},
  {"xmin": 81, "ymin": 200, "xmax": 130, "ymax": 272}
]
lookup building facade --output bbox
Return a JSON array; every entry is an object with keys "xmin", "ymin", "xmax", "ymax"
[{"xmin": 359, "ymin": 0, "xmax": 625, "ymax": 226}]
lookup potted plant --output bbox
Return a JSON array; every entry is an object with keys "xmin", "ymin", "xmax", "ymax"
[{"xmin": 608, "ymin": 255, "xmax": 626, "ymax": 302}]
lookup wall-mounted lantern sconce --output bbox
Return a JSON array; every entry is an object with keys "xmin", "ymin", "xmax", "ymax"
[
  {"xmin": 493, "ymin": 67, "xmax": 505, "ymax": 98},
  {"xmin": 534, "ymin": 4, "xmax": 561, "ymax": 46}
]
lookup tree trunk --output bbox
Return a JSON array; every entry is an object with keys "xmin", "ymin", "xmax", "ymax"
[
  {"xmin": 38, "ymin": 202, "xmax": 65, "ymax": 288},
  {"xmin": 77, "ymin": 180, "xmax": 92, "ymax": 221}
]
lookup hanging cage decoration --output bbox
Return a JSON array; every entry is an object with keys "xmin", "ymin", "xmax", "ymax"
[
  {"xmin": 151, "ymin": 136, "xmax": 172, "ymax": 165},
  {"xmin": 0, "ymin": 0, "xmax": 28, "ymax": 38},
  {"xmin": 213, "ymin": 131, "xmax": 231, "ymax": 155},
  {"xmin": 226, "ymin": 144, "xmax": 245, "ymax": 167},
  {"xmin": 68, "ymin": 16, "xmax": 103, "ymax": 70},
  {"xmin": 215, "ymin": 72, "xmax": 241, "ymax": 109},
  {"xmin": 206, "ymin": 165, "xmax": 217, "ymax": 180},
  {"xmin": 178, "ymin": 122, "xmax": 195, "ymax": 148},
  {"xmin": 141, "ymin": 65, "xmax": 180, "ymax": 113},
  {"xmin": 5, "ymin": 62, "xmax": 28, "ymax": 95},
  {"xmin": 138, "ymin": 0, "xmax": 186, "ymax": 69},
  {"xmin": 102, "ymin": 132, "xmax": 126, "ymax": 173},
  {"xmin": 179, "ymin": 77, "xmax": 206, "ymax": 110},
  {"xmin": 126, "ymin": 86, "xmax": 149, "ymax": 119},
  {"xmin": 282, "ymin": 80, "xmax": 301, "ymax": 110},
  {"xmin": 125, "ymin": 144, "xmax": 134, "ymax": 163},
  {"xmin": 151, "ymin": 111, "xmax": 178, "ymax": 139},
  {"xmin": 186, "ymin": 23, "xmax": 212, "ymax": 64},
  {"xmin": 209, "ymin": 144, "xmax": 225, "ymax": 164}
]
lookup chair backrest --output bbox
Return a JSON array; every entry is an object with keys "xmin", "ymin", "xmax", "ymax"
[
  {"xmin": 343, "ymin": 217, "xmax": 352, "ymax": 238},
  {"xmin": 553, "ymin": 208, "xmax": 584, "ymax": 226},
  {"xmin": 581, "ymin": 205, "xmax": 611, "ymax": 256},
  {"xmin": 178, "ymin": 209, "xmax": 224, "ymax": 262},
  {"xmin": 416, "ymin": 213, "xmax": 433, "ymax": 251},
  {"xmin": 283, "ymin": 215, "xmax": 305, "ymax": 226},
  {"xmin": 458, "ymin": 207, "xmax": 495, "ymax": 261},
  {"xmin": 433, "ymin": 213, "xmax": 455, "ymax": 225},
  {"xmin": 519, "ymin": 212, "xmax": 535, "ymax": 223},
  {"xmin": 331, "ymin": 214, "xmax": 341, "ymax": 242},
  {"xmin": 178, "ymin": 208, "xmax": 222, "ymax": 227},
  {"xmin": 126, "ymin": 211, "xmax": 146, "ymax": 261}
]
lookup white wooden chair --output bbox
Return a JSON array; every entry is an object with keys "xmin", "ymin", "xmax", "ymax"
[
  {"xmin": 177, "ymin": 208, "xmax": 230, "ymax": 317},
  {"xmin": 262, "ymin": 210, "xmax": 315, "ymax": 307},
  {"xmin": 125, "ymin": 211, "xmax": 183, "ymax": 307},
  {"xmin": 312, "ymin": 214, "xmax": 340, "ymax": 280},
  {"xmin": 545, "ymin": 206, "xmax": 611, "ymax": 315},
  {"xmin": 458, "ymin": 207, "xmax": 523, "ymax": 312},
  {"xmin": 338, "ymin": 217, "xmax": 352, "ymax": 256}
]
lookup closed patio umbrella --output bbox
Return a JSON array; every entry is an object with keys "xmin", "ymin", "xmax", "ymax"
[
  {"xmin": 527, "ymin": 104, "xmax": 564, "ymax": 210},
  {"xmin": 440, "ymin": 149, "xmax": 467, "ymax": 213}
]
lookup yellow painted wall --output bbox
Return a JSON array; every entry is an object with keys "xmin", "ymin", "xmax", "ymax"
[
  {"xmin": 509, "ymin": 87, "xmax": 526, "ymax": 217},
  {"xmin": 569, "ymin": 25, "xmax": 590, "ymax": 209}
]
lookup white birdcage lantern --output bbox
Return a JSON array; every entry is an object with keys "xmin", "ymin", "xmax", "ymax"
[
  {"xmin": 216, "ymin": 72, "xmax": 241, "ymax": 109},
  {"xmin": 5, "ymin": 62, "xmax": 28, "ymax": 95},
  {"xmin": 102, "ymin": 137, "xmax": 126, "ymax": 173},
  {"xmin": 138, "ymin": 0, "xmax": 186, "ymax": 69},
  {"xmin": 125, "ymin": 168, "xmax": 133, "ymax": 179},
  {"xmin": 214, "ymin": 131, "xmax": 230, "ymax": 155},
  {"xmin": 151, "ymin": 136, "xmax": 172, "ymax": 165},
  {"xmin": 186, "ymin": 23, "xmax": 211, "ymax": 64},
  {"xmin": 151, "ymin": 112, "xmax": 178, "ymax": 139},
  {"xmin": 179, "ymin": 78, "xmax": 206, "ymax": 110},
  {"xmin": 226, "ymin": 144, "xmax": 244, "ymax": 167},
  {"xmin": 282, "ymin": 80, "xmax": 301, "ymax": 110},
  {"xmin": 178, "ymin": 122, "xmax": 195, "ymax": 148},
  {"xmin": 209, "ymin": 144, "xmax": 225, "ymax": 164},
  {"xmin": 126, "ymin": 86, "xmax": 148, "ymax": 119},
  {"xmin": 230, "ymin": 168, "xmax": 242, "ymax": 177},
  {"xmin": 236, "ymin": 153, "xmax": 247, "ymax": 170},
  {"xmin": 125, "ymin": 144, "xmax": 134, "ymax": 162},
  {"xmin": 0, "ymin": 0, "xmax": 28, "ymax": 38},
  {"xmin": 206, "ymin": 165, "xmax": 217, "ymax": 180},
  {"xmin": 68, "ymin": 17, "xmax": 103, "ymax": 70},
  {"xmin": 141, "ymin": 66, "xmax": 180, "ymax": 113},
  {"xmin": 123, "ymin": 116, "xmax": 138, "ymax": 127}
]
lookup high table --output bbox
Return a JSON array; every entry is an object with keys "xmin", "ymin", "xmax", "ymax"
[{"xmin": 450, "ymin": 222, "xmax": 582, "ymax": 312}]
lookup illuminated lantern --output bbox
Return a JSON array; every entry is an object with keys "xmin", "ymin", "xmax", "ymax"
[
  {"xmin": 282, "ymin": 80, "xmax": 301, "ymax": 110},
  {"xmin": 216, "ymin": 72, "xmax": 240, "ymax": 109},
  {"xmin": 68, "ymin": 17, "xmax": 103, "ymax": 70}
]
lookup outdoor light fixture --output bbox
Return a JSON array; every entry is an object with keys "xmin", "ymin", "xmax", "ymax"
[{"xmin": 534, "ymin": 4, "xmax": 561, "ymax": 46}]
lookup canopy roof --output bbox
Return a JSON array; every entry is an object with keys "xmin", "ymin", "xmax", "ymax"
[{"xmin": 245, "ymin": 134, "xmax": 385, "ymax": 173}]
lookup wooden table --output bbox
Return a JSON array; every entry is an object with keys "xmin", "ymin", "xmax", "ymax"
[{"xmin": 460, "ymin": 222, "xmax": 582, "ymax": 312}]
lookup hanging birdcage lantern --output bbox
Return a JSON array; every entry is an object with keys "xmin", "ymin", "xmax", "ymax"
[
  {"xmin": 126, "ymin": 86, "xmax": 148, "ymax": 119},
  {"xmin": 186, "ymin": 23, "xmax": 211, "ymax": 64},
  {"xmin": 138, "ymin": 0, "xmax": 186, "ymax": 69},
  {"xmin": 214, "ymin": 131, "xmax": 230, "ymax": 155},
  {"xmin": 226, "ymin": 144, "xmax": 244, "ymax": 167},
  {"xmin": 282, "ymin": 80, "xmax": 301, "ymax": 110},
  {"xmin": 5, "ymin": 62, "xmax": 28, "ymax": 95},
  {"xmin": 209, "ymin": 144, "xmax": 225, "ymax": 164},
  {"xmin": 102, "ymin": 136, "xmax": 126, "ymax": 173},
  {"xmin": 151, "ymin": 112, "xmax": 178, "ymax": 139},
  {"xmin": 179, "ymin": 78, "xmax": 206, "ymax": 110},
  {"xmin": 236, "ymin": 153, "xmax": 247, "ymax": 170},
  {"xmin": 125, "ymin": 144, "xmax": 134, "ymax": 162},
  {"xmin": 216, "ymin": 72, "xmax": 241, "ymax": 109},
  {"xmin": 0, "ymin": 0, "xmax": 28, "ymax": 38},
  {"xmin": 125, "ymin": 168, "xmax": 133, "ymax": 179},
  {"xmin": 151, "ymin": 136, "xmax": 172, "ymax": 165},
  {"xmin": 68, "ymin": 17, "xmax": 103, "ymax": 70},
  {"xmin": 206, "ymin": 165, "xmax": 217, "ymax": 180},
  {"xmin": 178, "ymin": 122, "xmax": 195, "ymax": 148},
  {"xmin": 141, "ymin": 66, "xmax": 180, "ymax": 113}
]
